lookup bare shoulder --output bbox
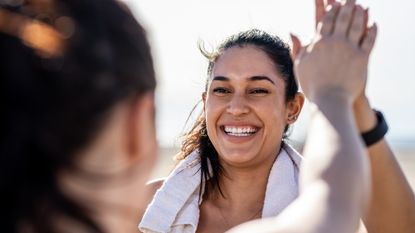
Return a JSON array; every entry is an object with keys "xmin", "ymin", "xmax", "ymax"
[
  {"xmin": 138, "ymin": 178, "xmax": 166, "ymax": 230},
  {"xmin": 146, "ymin": 177, "xmax": 165, "ymax": 196},
  {"xmin": 139, "ymin": 178, "xmax": 165, "ymax": 216}
]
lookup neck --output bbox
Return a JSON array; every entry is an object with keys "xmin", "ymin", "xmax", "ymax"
[{"xmin": 209, "ymin": 149, "xmax": 279, "ymax": 211}]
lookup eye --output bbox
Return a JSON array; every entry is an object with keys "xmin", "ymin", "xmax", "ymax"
[
  {"xmin": 249, "ymin": 88, "xmax": 269, "ymax": 95},
  {"xmin": 213, "ymin": 87, "xmax": 231, "ymax": 96}
]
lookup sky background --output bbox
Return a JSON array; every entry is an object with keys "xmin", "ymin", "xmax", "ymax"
[{"xmin": 125, "ymin": 0, "xmax": 415, "ymax": 148}]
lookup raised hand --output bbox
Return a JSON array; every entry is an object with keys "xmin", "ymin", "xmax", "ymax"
[
  {"xmin": 292, "ymin": 2, "xmax": 415, "ymax": 233},
  {"xmin": 291, "ymin": 0, "xmax": 377, "ymax": 104},
  {"xmin": 315, "ymin": 0, "xmax": 335, "ymax": 28},
  {"xmin": 314, "ymin": 0, "xmax": 372, "ymax": 111}
]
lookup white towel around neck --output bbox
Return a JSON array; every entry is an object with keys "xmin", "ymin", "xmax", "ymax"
[{"xmin": 139, "ymin": 143, "xmax": 302, "ymax": 233}]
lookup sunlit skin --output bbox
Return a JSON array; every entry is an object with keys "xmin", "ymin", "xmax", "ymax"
[{"xmin": 203, "ymin": 45, "xmax": 302, "ymax": 169}]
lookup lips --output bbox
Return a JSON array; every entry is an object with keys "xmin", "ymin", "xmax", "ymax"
[{"xmin": 222, "ymin": 125, "xmax": 259, "ymax": 137}]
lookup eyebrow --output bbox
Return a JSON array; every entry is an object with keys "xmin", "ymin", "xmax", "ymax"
[{"xmin": 212, "ymin": 75, "xmax": 275, "ymax": 85}]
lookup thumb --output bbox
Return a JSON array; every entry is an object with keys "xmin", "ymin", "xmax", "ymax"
[{"xmin": 290, "ymin": 33, "xmax": 303, "ymax": 61}]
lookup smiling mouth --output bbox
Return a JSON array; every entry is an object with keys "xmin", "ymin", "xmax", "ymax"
[{"xmin": 222, "ymin": 126, "xmax": 259, "ymax": 137}]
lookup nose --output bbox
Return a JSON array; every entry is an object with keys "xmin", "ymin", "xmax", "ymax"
[{"xmin": 226, "ymin": 94, "xmax": 249, "ymax": 116}]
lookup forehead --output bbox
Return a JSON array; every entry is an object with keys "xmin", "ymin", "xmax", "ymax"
[{"xmin": 212, "ymin": 45, "xmax": 282, "ymax": 82}]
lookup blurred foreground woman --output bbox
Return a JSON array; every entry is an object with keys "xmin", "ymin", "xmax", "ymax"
[{"xmin": 1, "ymin": 0, "xmax": 157, "ymax": 232}]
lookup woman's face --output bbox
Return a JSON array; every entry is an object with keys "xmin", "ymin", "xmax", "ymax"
[{"xmin": 203, "ymin": 45, "xmax": 292, "ymax": 167}]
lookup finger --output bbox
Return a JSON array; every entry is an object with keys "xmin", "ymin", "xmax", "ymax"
[
  {"xmin": 318, "ymin": 2, "xmax": 341, "ymax": 37},
  {"xmin": 333, "ymin": 0, "xmax": 357, "ymax": 37},
  {"xmin": 348, "ymin": 5, "xmax": 365, "ymax": 44},
  {"xmin": 326, "ymin": 0, "xmax": 335, "ymax": 5},
  {"xmin": 361, "ymin": 23, "xmax": 378, "ymax": 53},
  {"xmin": 290, "ymin": 33, "xmax": 307, "ymax": 62},
  {"xmin": 290, "ymin": 33, "xmax": 302, "ymax": 60},
  {"xmin": 359, "ymin": 8, "xmax": 369, "ymax": 44},
  {"xmin": 315, "ymin": 0, "xmax": 326, "ymax": 28}
]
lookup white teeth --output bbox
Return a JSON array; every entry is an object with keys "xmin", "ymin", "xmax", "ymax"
[{"xmin": 224, "ymin": 126, "xmax": 257, "ymax": 136}]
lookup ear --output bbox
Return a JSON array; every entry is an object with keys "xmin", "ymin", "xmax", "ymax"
[
  {"xmin": 121, "ymin": 92, "xmax": 158, "ymax": 214},
  {"xmin": 127, "ymin": 92, "xmax": 157, "ymax": 164},
  {"xmin": 286, "ymin": 92, "xmax": 305, "ymax": 124}
]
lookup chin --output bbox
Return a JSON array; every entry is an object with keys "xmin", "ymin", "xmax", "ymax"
[{"xmin": 219, "ymin": 150, "xmax": 262, "ymax": 166}]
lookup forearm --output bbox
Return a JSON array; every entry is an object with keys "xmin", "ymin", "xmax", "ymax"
[
  {"xmin": 365, "ymin": 140, "xmax": 415, "ymax": 233},
  {"xmin": 299, "ymin": 93, "xmax": 370, "ymax": 233},
  {"xmin": 303, "ymin": 94, "xmax": 370, "ymax": 207},
  {"xmin": 354, "ymin": 97, "xmax": 415, "ymax": 233}
]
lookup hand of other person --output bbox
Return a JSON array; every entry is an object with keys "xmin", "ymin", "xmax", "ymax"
[
  {"xmin": 291, "ymin": 0, "xmax": 377, "ymax": 105},
  {"xmin": 314, "ymin": 0, "xmax": 376, "ymax": 131}
]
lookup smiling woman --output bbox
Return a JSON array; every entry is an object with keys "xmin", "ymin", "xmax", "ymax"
[
  {"xmin": 183, "ymin": 31, "xmax": 304, "ymax": 201},
  {"xmin": 139, "ymin": 29, "xmax": 305, "ymax": 233}
]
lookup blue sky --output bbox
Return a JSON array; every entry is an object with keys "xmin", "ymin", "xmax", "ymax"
[{"xmin": 126, "ymin": 0, "xmax": 415, "ymax": 147}]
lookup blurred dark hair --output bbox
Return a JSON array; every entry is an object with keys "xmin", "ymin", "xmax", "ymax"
[
  {"xmin": 0, "ymin": 0, "xmax": 156, "ymax": 232},
  {"xmin": 175, "ymin": 29, "xmax": 298, "ymax": 199}
]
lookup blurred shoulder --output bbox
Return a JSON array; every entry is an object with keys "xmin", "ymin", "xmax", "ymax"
[{"xmin": 146, "ymin": 177, "xmax": 165, "ymax": 195}]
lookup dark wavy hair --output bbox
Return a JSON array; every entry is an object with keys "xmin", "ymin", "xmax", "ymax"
[
  {"xmin": 0, "ymin": 0, "xmax": 155, "ymax": 232},
  {"xmin": 175, "ymin": 29, "xmax": 298, "ymax": 198}
]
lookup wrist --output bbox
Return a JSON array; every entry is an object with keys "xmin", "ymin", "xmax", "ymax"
[
  {"xmin": 353, "ymin": 96, "xmax": 377, "ymax": 132},
  {"xmin": 310, "ymin": 90, "xmax": 355, "ymax": 124},
  {"xmin": 312, "ymin": 89, "xmax": 354, "ymax": 108}
]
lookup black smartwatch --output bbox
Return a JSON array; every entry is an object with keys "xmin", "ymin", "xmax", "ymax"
[{"xmin": 361, "ymin": 110, "xmax": 388, "ymax": 147}]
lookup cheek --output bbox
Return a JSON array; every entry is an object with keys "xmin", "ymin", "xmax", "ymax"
[
  {"xmin": 255, "ymin": 99, "xmax": 288, "ymax": 129},
  {"xmin": 205, "ymin": 96, "xmax": 224, "ymax": 118},
  {"xmin": 269, "ymin": 111, "xmax": 287, "ymax": 131},
  {"xmin": 264, "ymin": 109, "xmax": 287, "ymax": 144},
  {"xmin": 204, "ymin": 98, "xmax": 221, "ymax": 132}
]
